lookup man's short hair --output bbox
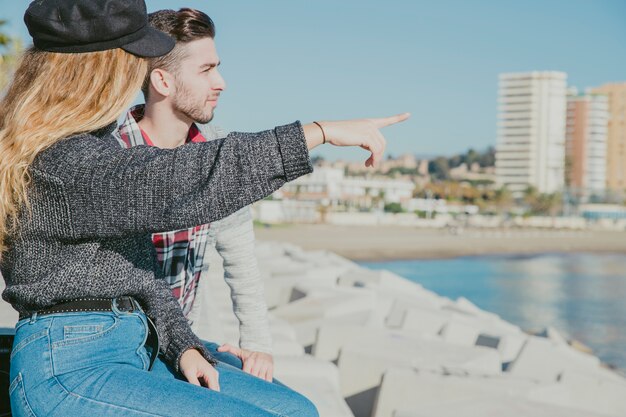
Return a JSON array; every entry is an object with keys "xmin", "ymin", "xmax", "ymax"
[{"xmin": 141, "ymin": 8, "xmax": 216, "ymax": 97}]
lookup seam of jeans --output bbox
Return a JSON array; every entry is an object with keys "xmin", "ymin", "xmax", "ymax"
[
  {"xmin": 135, "ymin": 314, "xmax": 150, "ymax": 370},
  {"xmin": 10, "ymin": 329, "xmax": 48, "ymax": 360},
  {"xmin": 48, "ymin": 317, "xmax": 70, "ymax": 397},
  {"xmin": 64, "ymin": 391, "xmax": 167, "ymax": 417},
  {"xmin": 10, "ymin": 373, "xmax": 38, "ymax": 417}
]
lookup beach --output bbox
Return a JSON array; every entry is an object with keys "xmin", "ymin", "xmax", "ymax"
[{"xmin": 254, "ymin": 224, "xmax": 626, "ymax": 261}]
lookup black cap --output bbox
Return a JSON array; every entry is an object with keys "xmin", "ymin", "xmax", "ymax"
[{"xmin": 24, "ymin": 0, "xmax": 175, "ymax": 57}]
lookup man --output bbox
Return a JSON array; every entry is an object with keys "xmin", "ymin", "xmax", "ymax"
[{"xmin": 115, "ymin": 8, "xmax": 275, "ymax": 382}]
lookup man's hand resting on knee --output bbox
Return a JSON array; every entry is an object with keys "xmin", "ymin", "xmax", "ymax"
[{"xmin": 218, "ymin": 343, "xmax": 274, "ymax": 382}]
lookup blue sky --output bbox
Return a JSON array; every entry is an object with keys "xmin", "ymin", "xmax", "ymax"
[{"xmin": 3, "ymin": 1, "xmax": 626, "ymax": 161}]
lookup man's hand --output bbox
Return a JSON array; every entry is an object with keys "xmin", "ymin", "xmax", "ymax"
[
  {"xmin": 179, "ymin": 348, "xmax": 220, "ymax": 391},
  {"xmin": 217, "ymin": 343, "xmax": 274, "ymax": 382}
]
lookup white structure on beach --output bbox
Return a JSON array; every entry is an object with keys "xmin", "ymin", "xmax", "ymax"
[
  {"xmin": 496, "ymin": 71, "xmax": 568, "ymax": 196},
  {"xmin": 277, "ymin": 167, "xmax": 415, "ymax": 206}
]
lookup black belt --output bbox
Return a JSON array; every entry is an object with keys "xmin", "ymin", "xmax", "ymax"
[
  {"xmin": 19, "ymin": 296, "xmax": 159, "ymax": 371},
  {"xmin": 19, "ymin": 296, "xmax": 140, "ymax": 320}
]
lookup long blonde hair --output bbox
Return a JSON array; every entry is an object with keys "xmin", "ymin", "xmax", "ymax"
[{"xmin": 0, "ymin": 48, "xmax": 147, "ymax": 255}]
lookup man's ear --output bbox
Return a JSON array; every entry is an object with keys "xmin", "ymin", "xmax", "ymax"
[{"xmin": 149, "ymin": 68, "xmax": 174, "ymax": 97}]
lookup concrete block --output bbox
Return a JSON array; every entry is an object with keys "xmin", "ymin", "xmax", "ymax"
[
  {"xmin": 335, "ymin": 336, "xmax": 501, "ymax": 415},
  {"xmin": 274, "ymin": 355, "xmax": 355, "ymax": 417},
  {"xmin": 272, "ymin": 337, "xmax": 305, "ymax": 356},
  {"xmin": 507, "ymin": 335, "xmax": 602, "ymax": 383},
  {"xmin": 312, "ymin": 324, "xmax": 424, "ymax": 362},
  {"xmin": 264, "ymin": 276, "xmax": 308, "ymax": 309},
  {"xmin": 392, "ymin": 397, "xmax": 606, "ymax": 417},
  {"xmin": 438, "ymin": 318, "xmax": 481, "ymax": 347},
  {"xmin": 535, "ymin": 326, "xmax": 568, "ymax": 346},
  {"xmin": 494, "ymin": 333, "xmax": 528, "ymax": 364},
  {"xmin": 385, "ymin": 292, "xmax": 447, "ymax": 328},
  {"xmin": 271, "ymin": 288, "xmax": 377, "ymax": 347},
  {"xmin": 338, "ymin": 269, "xmax": 426, "ymax": 294},
  {"xmin": 399, "ymin": 306, "xmax": 448, "ymax": 335},
  {"xmin": 374, "ymin": 368, "xmax": 606, "ymax": 417},
  {"xmin": 528, "ymin": 368, "xmax": 626, "ymax": 416}
]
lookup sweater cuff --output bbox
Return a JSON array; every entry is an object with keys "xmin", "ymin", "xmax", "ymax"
[
  {"xmin": 166, "ymin": 333, "xmax": 217, "ymax": 372},
  {"xmin": 275, "ymin": 121, "xmax": 314, "ymax": 182}
]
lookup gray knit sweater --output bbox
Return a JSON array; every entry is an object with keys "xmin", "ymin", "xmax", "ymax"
[{"xmin": 0, "ymin": 121, "xmax": 312, "ymax": 371}]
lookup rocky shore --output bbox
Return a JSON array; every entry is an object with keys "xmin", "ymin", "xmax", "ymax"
[{"xmin": 190, "ymin": 241, "xmax": 626, "ymax": 417}]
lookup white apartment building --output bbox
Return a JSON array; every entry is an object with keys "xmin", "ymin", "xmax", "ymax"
[
  {"xmin": 566, "ymin": 91, "xmax": 608, "ymax": 198},
  {"xmin": 496, "ymin": 71, "xmax": 567, "ymax": 196}
]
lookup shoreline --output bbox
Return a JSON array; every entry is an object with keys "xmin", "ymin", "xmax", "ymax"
[{"xmin": 254, "ymin": 224, "xmax": 626, "ymax": 262}]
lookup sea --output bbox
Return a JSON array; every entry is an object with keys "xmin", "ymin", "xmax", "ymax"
[{"xmin": 358, "ymin": 253, "xmax": 626, "ymax": 372}]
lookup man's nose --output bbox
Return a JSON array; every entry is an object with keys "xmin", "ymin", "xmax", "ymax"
[{"xmin": 212, "ymin": 69, "xmax": 226, "ymax": 91}]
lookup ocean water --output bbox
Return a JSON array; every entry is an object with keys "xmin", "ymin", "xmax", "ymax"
[{"xmin": 358, "ymin": 253, "xmax": 626, "ymax": 371}]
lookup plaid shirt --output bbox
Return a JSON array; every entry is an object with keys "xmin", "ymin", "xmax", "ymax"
[{"xmin": 115, "ymin": 105, "xmax": 211, "ymax": 319}]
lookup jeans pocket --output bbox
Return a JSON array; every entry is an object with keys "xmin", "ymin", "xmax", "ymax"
[
  {"xmin": 51, "ymin": 315, "xmax": 119, "ymax": 348},
  {"xmin": 9, "ymin": 373, "xmax": 37, "ymax": 417},
  {"xmin": 63, "ymin": 324, "xmax": 104, "ymax": 340}
]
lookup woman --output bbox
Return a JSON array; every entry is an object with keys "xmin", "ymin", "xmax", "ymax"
[{"xmin": 1, "ymin": 1, "xmax": 408, "ymax": 416}]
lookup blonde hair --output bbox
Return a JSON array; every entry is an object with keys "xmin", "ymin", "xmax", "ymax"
[{"xmin": 0, "ymin": 47, "xmax": 147, "ymax": 255}]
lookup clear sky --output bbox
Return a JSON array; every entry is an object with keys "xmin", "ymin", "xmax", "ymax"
[{"xmin": 2, "ymin": 1, "xmax": 626, "ymax": 161}]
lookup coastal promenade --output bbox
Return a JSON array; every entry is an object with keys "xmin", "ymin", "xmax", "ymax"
[
  {"xmin": 254, "ymin": 224, "xmax": 626, "ymax": 261},
  {"xmin": 2, "ymin": 238, "xmax": 626, "ymax": 416}
]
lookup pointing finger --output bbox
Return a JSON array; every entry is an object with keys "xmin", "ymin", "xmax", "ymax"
[{"xmin": 370, "ymin": 112, "xmax": 410, "ymax": 129}]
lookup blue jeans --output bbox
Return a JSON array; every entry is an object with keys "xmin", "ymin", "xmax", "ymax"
[{"xmin": 9, "ymin": 305, "xmax": 318, "ymax": 417}]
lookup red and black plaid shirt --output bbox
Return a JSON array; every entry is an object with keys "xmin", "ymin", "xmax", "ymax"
[{"xmin": 115, "ymin": 105, "xmax": 210, "ymax": 319}]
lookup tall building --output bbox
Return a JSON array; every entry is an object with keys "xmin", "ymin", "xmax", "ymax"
[
  {"xmin": 495, "ymin": 71, "xmax": 567, "ymax": 196},
  {"xmin": 590, "ymin": 83, "xmax": 626, "ymax": 193},
  {"xmin": 565, "ymin": 91, "xmax": 608, "ymax": 199}
]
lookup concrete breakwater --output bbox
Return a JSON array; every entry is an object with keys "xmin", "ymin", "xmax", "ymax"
[
  {"xmin": 193, "ymin": 241, "xmax": 626, "ymax": 417},
  {"xmin": 2, "ymin": 242, "xmax": 625, "ymax": 416}
]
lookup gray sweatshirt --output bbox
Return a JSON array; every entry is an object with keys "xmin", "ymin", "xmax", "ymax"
[
  {"xmin": 0, "ymin": 121, "xmax": 312, "ymax": 371},
  {"xmin": 199, "ymin": 124, "xmax": 273, "ymax": 353}
]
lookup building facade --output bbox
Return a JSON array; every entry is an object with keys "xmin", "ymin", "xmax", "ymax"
[
  {"xmin": 565, "ymin": 91, "xmax": 608, "ymax": 199},
  {"xmin": 590, "ymin": 83, "xmax": 626, "ymax": 193},
  {"xmin": 496, "ymin": 71, "xmax": 567, "ymax": 196}
]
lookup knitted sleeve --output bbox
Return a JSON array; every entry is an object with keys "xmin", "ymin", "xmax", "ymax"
[{"xmin": 36, "ymin": 122, "xmax": 312, "ymax": 239}]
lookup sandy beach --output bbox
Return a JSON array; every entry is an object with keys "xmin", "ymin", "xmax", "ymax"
[{"xmin": 254, "ymin": 224, "xmax": 626, "ymax": 261}]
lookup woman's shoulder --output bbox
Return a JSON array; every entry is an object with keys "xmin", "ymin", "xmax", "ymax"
[{"xmin": 31, "ymin": 123, "xmax": 122, "ymax": 175}]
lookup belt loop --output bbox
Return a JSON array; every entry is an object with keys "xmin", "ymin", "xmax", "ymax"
[
  {"xmin": 29, "ymin": 312, "xmax": 38, "ymax": 324},
  {"xmin": 111, "ymin": 297, "xmax": 122, "ymax": 316},
  {"xmin": 131, "ymin": 297, "xmax": 142, "ymax": 313}
]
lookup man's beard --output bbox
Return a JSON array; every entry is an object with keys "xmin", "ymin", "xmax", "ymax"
[{"xmin": 173, "ymin": 82, "xmax": 214, "ymax": 124}]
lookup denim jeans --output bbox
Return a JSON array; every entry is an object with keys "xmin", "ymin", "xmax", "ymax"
[{"xmin": 9, "ymin": 304, "xmax": 318, "ymax": 417}]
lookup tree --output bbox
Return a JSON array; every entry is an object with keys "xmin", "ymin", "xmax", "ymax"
[
  {"xmin": 523, "ymin": 186, "xmax": 562, "ymax": 216},
  {"xmin": 384, "ymin": 202, "xmax": 404, "ymax": 213},
  {"xmin": 428, "ymin": 157, "xmax": 450, "ymax": 181},
  {"xmin": 310, "ymin": 155, "xmax": 325, "ymax": 166},
  {"xmin": 493, "ymin": 186, "xmax": 514, "ymax": 215},
  {"xmin": 0, "ymin": 20, "xmax": 10, "ymax": 48},
  {"xmin": 0, "ymin": 20, "xmax": 22, "ymax": 93}
]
